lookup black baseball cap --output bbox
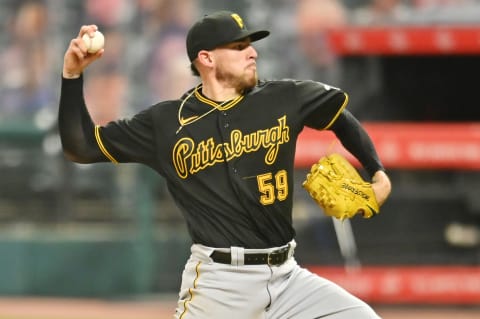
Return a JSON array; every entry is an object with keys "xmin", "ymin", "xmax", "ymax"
[{"xmin": 186, "ymin": 11, "xmax": 270, "ymax": 62}]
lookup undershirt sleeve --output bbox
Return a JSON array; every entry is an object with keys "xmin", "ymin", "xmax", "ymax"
[
  {"xmin": 330, "ymin": 110, "xmax": 384, "ymax": 178},
  {"xmin": 58, "ymin": 75, "xmax": 107, "ymax": 163}
]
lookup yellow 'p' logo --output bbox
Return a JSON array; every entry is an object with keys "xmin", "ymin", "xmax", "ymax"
[{"xmin": 231, "ymin": 13, "xmax": 244, "ymax": 29}]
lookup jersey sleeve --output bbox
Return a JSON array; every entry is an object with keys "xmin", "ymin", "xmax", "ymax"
[
  {"xmin": 294, "ymin": 80, "xmax": 348, "ymax": 130},
  {"xmin": 59, "ymin": 75, "xmax": 158, "ymax": 165},
  {"xmin": 94, "ymin": 108, "xmax": 157, "ymax": 165}
]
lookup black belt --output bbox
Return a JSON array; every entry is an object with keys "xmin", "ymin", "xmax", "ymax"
[{"xmin": 210, "ymin": 244, "xmax": 291, "ymax": 266}]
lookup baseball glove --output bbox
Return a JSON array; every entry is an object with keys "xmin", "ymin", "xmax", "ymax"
[{"xmin": 302, "ymin": 153, "xmax": 379, "ymax": 220}]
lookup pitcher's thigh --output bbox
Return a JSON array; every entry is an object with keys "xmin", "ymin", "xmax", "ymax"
[
  {"xmin": 268, "ymin": 267, "xmax": 380, "ymax": 319},
  {"xmin": 175, "ymin": 261, "xmax": 270, "ymax": 319}
]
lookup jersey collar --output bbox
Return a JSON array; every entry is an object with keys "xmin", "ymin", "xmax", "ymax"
[{"xmin": 193, "ymin": 84, "xmax": 244, "ymax": 111}]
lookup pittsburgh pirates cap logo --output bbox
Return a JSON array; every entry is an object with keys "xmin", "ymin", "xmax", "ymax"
[{"xmin": 231, "ymin": 13, "xmax": 244, "ymax": 29}]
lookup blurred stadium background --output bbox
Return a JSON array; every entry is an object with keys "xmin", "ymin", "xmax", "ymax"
[{"xmin": 1, "ymin": 0, "xmax": 479, "ymax": 318}]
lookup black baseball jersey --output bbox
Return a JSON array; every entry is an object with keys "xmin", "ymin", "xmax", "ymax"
[{"xmin": 59, "ymin": 77, "xmax": 369, "ymax": 249}]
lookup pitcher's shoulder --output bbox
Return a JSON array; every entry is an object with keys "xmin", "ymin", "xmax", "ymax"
[
  {"xmin": 253, "ymin": 79, "xmax": 298, "ymax": 93},
  {"xmin": 257, "ymin": 78, "xmax": 297, "ymax": 87}
]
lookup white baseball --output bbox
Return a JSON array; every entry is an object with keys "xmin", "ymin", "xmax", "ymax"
[{"xmin": 82, "ymin": 30, "xmax": 105, "ymax": 54}]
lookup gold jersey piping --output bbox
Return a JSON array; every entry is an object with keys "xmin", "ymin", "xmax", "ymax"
[
  {"xmin": 193, "ymin": 85, "xmax": 244, "ymax": 110},
  {"xmin": 94, "ymin": 125, "xmax": 118, "ymax": 164},
  {"xmin": 323, "ymin": 93, "xmax": 349, "ymax": 130}
]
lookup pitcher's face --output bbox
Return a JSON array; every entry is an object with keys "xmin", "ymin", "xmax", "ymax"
[{"xmin": 212, "ymin": 39, "xmax": 259, "ymax": 92}]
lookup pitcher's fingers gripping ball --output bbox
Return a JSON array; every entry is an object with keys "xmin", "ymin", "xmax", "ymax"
[
  {"xmin": 82, "ymin": 30, "xmax": 104, "ymax": 54},
  {"xmin": 303, "ymin": 153, "xmax": 380, "ymax": 220}
]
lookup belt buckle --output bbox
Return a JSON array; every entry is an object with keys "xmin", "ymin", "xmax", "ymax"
[
  {"xmin": 267, "ymin": 244, "xmax": 290, "ymax": 266},
  {"xmin": 267, "ymin": 251, "xmax": 275, "ymax": 266}
]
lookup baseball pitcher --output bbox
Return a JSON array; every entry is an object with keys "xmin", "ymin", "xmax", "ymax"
[{"xmin": 59, "ymin": 10, "xmax": 391, "ymax": 319}]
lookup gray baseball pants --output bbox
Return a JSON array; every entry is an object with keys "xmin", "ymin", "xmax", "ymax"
[{"xmin": 174, "ymin": 240, "xmax": 381, "ymax": 319}]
